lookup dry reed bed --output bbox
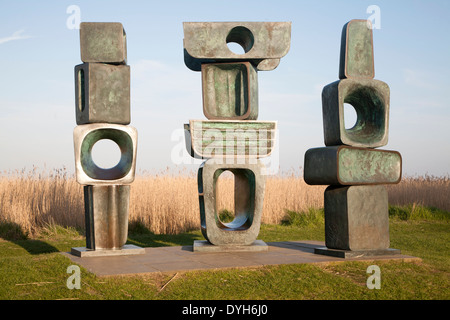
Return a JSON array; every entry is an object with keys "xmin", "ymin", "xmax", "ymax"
[{"xmin": 0, "ymin": 169, "xmax": 448, "ymax": 235}]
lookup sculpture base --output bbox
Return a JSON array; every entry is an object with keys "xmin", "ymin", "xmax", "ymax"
[
  {"xmin": 193, "ymin": 240, "xmax": 268, "ymax": 252},
  {"xmin": 314, "ymin": 246, "xmax": 401, "ymax": 258},
  {"xmin": 71, "ymin": 244, "xmax": 145, "ymax": 257}
]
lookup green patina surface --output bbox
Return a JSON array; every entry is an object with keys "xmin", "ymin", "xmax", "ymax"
[
  {"xmin": 202, "ymin": 62, "xmax": 258, "ymax": 120},
  {"xmin": 338, "ymin": 147, "xmax": 401, "ymax": 184},
  {"xmin": 80, "ymin": 22, "xmax": 127, "ymax": 64},
  {"xmin": 342, "ymin": 20, "xmax": 374, "ymax": 78},
  {"xmin": 80, "ymin": 129, "xmax": 133, "ymax": 180}
]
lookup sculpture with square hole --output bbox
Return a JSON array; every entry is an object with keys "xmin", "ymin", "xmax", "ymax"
[
  {"xmin": 71, "ymin": 23, "xmax": 143, "ymax": 257},
  {"xmin": 304, "ymin": 20, "xmax": 402, "ymax": 258},
  {"xmin": 183, "ymin": 22, "xmax": 291, "ymax": 252}
]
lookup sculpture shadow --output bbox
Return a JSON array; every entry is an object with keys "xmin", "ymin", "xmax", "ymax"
[
  {"xmin": 0, "ymin": 221, "xmax": 59, "ymax": 255},
  {"xmin": 126, "ymin": 221, "xmax": 203, "ymax": 248}
]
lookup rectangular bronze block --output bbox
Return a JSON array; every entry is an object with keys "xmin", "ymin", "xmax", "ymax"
[
  {"xmin": 324, "ymin": 185, "xmax": 390, "ymax": 251},
  {"xmin": 304, "ymin": 146, "xmax": 402, "ymax": 186},
  {"xmin": 202, "ymin": 62, "xmax": 258, "ymax": 120},
  {"xmin": 80, "ymin": 22, "xmax": 127, "ymax": 64},
  {"xmin": 84, "ymin": 185, "xmax": 130, "ymax": 250},
  {"xmin": 75, "ymin": 63, "xmax": 130, "ymax": 125},
  {"xmin": 322, "ymin": 78, "xmax": 389, "ymax": 148},
  {"xmin": 339, "ymin": 19, "xmax": 374, "ymax": 79}
]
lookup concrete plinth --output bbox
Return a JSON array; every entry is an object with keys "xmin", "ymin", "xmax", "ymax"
[
  {"xmin": 193, "ymin": 240, "xmax": 268, "ymax": 252},
  {"xmin": 71, "ymin": 244, "xmax": 145, "ymax": 257},
  {"xmin": 314, "ymin": 246, "xmax": 401, "ymax": 258}
]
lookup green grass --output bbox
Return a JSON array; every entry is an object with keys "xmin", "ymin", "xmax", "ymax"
[{"xmin": 0, "ymin": 205, "xmax": 448, "ymax": 300}]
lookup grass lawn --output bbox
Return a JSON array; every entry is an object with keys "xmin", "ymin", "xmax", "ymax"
[{"xmin": 0, "ymin": 205, "xmax": 448, "ymax": 301}]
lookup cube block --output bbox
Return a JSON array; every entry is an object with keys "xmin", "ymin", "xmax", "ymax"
[
  {"xmin": 198, "ymin": 158, "xmax": 266, "ymax": 246},
  {"xmin": 75, "ymin": 63, "xmax": 130, "ymax": 125},
  {"xmin": 324, "ymin": 185, "xmax": 390, "ymax": 251},
  {"xmin": 339, "ymin": 19, "xmax": 374, "ymax": 79},
  {"xmin": 304, "ymin": 146, "xmax": 402, "ymax": 185},
  {"xmin": 74, "ymin": 123, "xmax": 137, "ymax": 185},
  {"xmin": 80, "ymin": 22, "xmax": 127, "ymax": 64},
  {"xmin": 322, "ymin": 78, "xmax": 389, "ymax": 148},
  {"xmin": 202, "ymin": 62, "xmax": 258, "ymax": 120}
]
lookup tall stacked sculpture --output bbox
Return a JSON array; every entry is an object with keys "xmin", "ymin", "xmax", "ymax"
[
  {"xmin": 71, "ymin": 22, "xmax": 143, "ymax": 257},
  {"xmin": 183, "ymin": 22, "xmax": 291, "ymax": 251},
  {"xmin": 304, "ymin": 20, "xmax": 402, "ymax": 258}
]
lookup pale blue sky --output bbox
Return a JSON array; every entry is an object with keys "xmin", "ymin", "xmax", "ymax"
[{"xmin": 0, "ymin": 0, "xmax": 449, "ymax": 176}]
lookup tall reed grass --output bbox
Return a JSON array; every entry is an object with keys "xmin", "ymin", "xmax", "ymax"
[{"xmin": 0, "ymin": 167, "xmax": 448, "ymax": 236}]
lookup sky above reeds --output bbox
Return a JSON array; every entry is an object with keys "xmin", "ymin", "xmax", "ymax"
[{"xmin": 0, "ymin": 0, "xmax": 449, "ymax": 176}]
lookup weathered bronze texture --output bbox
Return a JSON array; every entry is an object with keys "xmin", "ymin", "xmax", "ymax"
[
  {"xmin": 324, "ymin": 185, "xmax": 390, "ymax": 251},
  {"xmin": 80, "ymin": 22, "xmax": 127, "ymax": 64},
  {"xmin": 304, "ymin": 146, "xmax": 402, "ymax": 185},
  {"xmin": 84, "ymin": 185, "xmax": 130, "ymax": 250},
  {"xmin": 197, "ymin": 158, "xmax": 266, "ymax": 246},
  {"xmin": 183, "ymin": 22, "xmax": 291, "ymax": 71},
  {"xmin": 183, "ymin": 21, "xmax": 290, "ymax": 249},
  {"xmin": 75, "ymin": 63, "xmax": 130, "ymax": 125},
  {"xmin": 202, "ymin": 62, "xmax": 258, "ymax": 120},
  {"xmin": 74, "ymin": 123, "xmax": 137, "ymax": 185},
  {"xmin": 73, "ymin": 22, "xmax": 139, "ymax": 255},
  {"xmin": 184, "ymin": 120, "xmax": 276, "ymax": 159},
  {"xmin": 339, "ymin": 19, "xmax": 374, "ymax": 80},
  {"xmin": 304, "ymin": 19, "xmax": 401, "ymax": 257},
  {"xmin": 322, "ymin": 78, "xmax": 389, "ymax": 148}
]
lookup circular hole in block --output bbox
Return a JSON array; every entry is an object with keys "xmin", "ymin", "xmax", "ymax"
[
  {"xmin": 80, "ymin": 128, "xmax": 133, "ymax": 180},
  {"xmin": 343, "ymin": 85, "xmax": 386, "ymax": 145},
  {"xmin": 214, "ymin": 168, "xmax": 255, "ymax": 231},
  {"xmin": 91, "ymin": 139, "xmax": 122, "ymax": 169},
  {"xmin": 226, "ymin": 26, "xmax": 254, "ymax": 55},
  {"xmin": 344, "ymin": 103, "xmax": 357, "ymax": 130}
]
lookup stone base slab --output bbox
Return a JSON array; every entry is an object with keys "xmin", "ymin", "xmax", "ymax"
[
  {"xmin": 314, "ymin": 246, "xmax": 401, "ymax": 258},
  {"xmin": 193, "ymin": 240, "xmax": 268, "ymax": 252},
  {"xmin": 71, "ymin": 244, "xmax": 145, "ymax": 257}
]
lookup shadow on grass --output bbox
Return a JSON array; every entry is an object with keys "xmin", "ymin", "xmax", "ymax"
[
  {"xmin": 126, "ymin": 221, "xmax": 203, "ymax": 248},
  {"xmin": 0, "ymin": 221, "xmax": 59, "ymax": 255}
]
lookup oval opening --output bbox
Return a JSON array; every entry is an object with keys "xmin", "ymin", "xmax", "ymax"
[
  {"xmin": 226, "ymin": 26, "xmax": 254, "ymax": 55},
  {"xmin": 91, "ymin": 139, "xmax": 121, "ymax": 169},
  {"xmin": 216, "ymin": 170, "xmax": 235, "ymax": 224},
  {"xmin": 344, "ymin": 103, "xmax": 357, "ymax": 130}
]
